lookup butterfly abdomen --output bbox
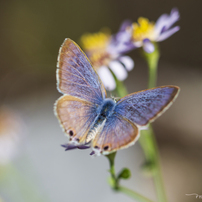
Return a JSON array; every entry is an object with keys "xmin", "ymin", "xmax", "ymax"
[{"xmin": 85, "ymin": 98, "xmax": 116, "ymax": 143}]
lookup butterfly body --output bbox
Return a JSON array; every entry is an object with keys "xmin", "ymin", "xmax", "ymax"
[
  {"xmin": 86, "ymin": 98, "xmax": 116, "ymax": 143},
  {"xmin": 97, "ymin": 98, "xmax": 116, "ymax": 118},
  {"xmin": 55, "ymin": 38, "xmax": 180, "ymax": 155}
]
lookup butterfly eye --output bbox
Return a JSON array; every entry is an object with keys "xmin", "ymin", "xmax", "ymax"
[
  {"xmin": 94, "ymin": 146, "xmax": 99, "ymax": 149},
  {"xmin": 69, "ymin": 130, "xmax": 74, "ymax": 136},
  {"xmin": 103, "ymin": 146, "xmax": 109, "ymax": 151}
]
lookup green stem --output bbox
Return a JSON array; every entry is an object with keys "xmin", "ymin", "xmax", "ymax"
[
  {"xmin": 106, "ymin": 63, "xmax": 163, "ymax": 202},
  {"xmin": 106, "ymin": 153, "xmax": 155, "ymax": 202},
  {"xmin": 139, "ymin": 127, "xmax": 167, "ymax": 202},
  {"xmin": 118, "ymin": 186, "xmax": 155, "ymax": 202},
  {"xmin": 143, "ymin": 43, "xmax": 160, "ymax": 89},
  {"xmin": 106, "ymin": 152, "xmax": 118, "ymax": 189},
  {"xmin": 109, "ymin": 68, "xmax": 128, "ymax": 98},
  {"xmin": 115, "ymin": 78, "xmax": 128, "ymax": 98},
  {"xmin": 140, "ymin": 43, "xmax": 168, "ymax": 202},
  {"xmin": 106, "ymin": 77, "xmax": 155, "ymax": 202}
]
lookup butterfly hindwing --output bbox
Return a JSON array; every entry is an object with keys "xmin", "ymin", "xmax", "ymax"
[
  {"xmin": 115, "ymin": 86, "xmax": 180, "ymax": 126},
  {"xmin": 55, "ymin": 95, "xmax": 98, "ymax": 144},
  {"xmin": 57, "ymin": 38, "xmax": 106, "ymax": 105},
  {"xmin": 92, "ymin": 114, "xmax": 139, "ymax": 154},
  {"xmin": 55, "ymin": 38, "xmax": 180, "ymax": 155}
]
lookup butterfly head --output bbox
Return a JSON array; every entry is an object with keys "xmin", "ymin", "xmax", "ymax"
[{"xmin": 99, "ymin": 98, "xmax": 116, "ymax": 117}]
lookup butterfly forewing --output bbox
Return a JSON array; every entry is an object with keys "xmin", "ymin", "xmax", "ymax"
[
  {"xmin": 92, "ymin": 114, "xmax": 139, "ymax": 154},
  {"xmin": 115, "ymin": 86, "xmax": 180, "ymax": 126},
  {"xmin": 55, "ymin": 38, "xmax": 180, "ymax": 155},
  {"xmin": 57, "ymin": 38, "xmax": 106, "ymax": 105},
  {"xmin": 55, "ymin": 95, "xmax": 98, "ymax": 144}
]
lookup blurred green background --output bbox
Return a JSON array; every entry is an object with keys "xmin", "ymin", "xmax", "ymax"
[{"xmin": 0, "ymin": 0, "xmax": 202, "ymax": 202}]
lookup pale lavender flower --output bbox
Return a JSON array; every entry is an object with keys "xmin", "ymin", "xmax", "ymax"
[
  {"xmin": 79, "ymin": 9, "xmax": 179, "ymax": 90},
  {"xmin": 112, "ymin": 8, "xmax": 180, "ymax": 54},
  {"xmin": 80, "ymin": 29, "xmax": 135, "ymax": 91},
  {"xmin": 131, "ymin": 8, "xmax": 180, "ymax": 53}
]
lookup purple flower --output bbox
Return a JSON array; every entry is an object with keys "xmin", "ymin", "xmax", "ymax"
[
  {"xmin": 80, "ymin": 29, "xmax": 135, "ymax": 91},
  {"xmin": 155, "ymin": 8, "xmax": 180, "ymax": 42},
  {"xmin": 107, "ymin": 20, "xmax": 136, "ymax": 55},
  {"xmin": 79, "ymin": 8, "xmax": 180, "ymax": 90},
  {"xmin": 131, "ymin": 8, "xmax": 180, "ymax": 53}
]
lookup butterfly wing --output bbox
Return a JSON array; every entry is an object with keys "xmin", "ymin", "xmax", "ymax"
[
  {"xmin": 54, "ymin": 95, "xmax": 98, "ymax": 144},
  {"xmin": 57, "ymin": 38, "xmax": 106, "ymax": 105},
  {"xmin": 115, "ymin": 86, "xmax": 180, "ymax": 127},
  {"xmin": 92, "ymin": 114, "xmax": 139, "ymax": 155}
]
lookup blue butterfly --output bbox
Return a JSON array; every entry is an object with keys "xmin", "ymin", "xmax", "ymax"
[{"xmin": 54, "ymin": 38, "xmax": 180, "ymax": 156}]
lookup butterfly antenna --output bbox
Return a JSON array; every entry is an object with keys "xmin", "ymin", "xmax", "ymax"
[
  {"xmin": 109, "ymin": 91, "xmax": 113, "ymax": 98},
  {"xmin": 110, "ymin": 93, "xmax": 120, "ymax": 102}
]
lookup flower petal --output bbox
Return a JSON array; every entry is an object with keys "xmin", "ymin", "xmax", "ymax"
[
  {"xmin": 108, "ymin": 32, "xmax": 135, "ymax": 55},
  {"xmin": 156, "ymin": 26, "xmax": 180, "ymax": 42},
  {"xmin": 168, "ymin": 8, "xmax": 180, "ymax": 28},
  {"xmin": 108, "ymin": 21, "xmax": 136, "ymax": 55},
  {"xmin": 109, "ymin": 60, "xmax": 128, "ymax": 81},
  {"xmin": 133, "ymin": 41, "xmax": 142, "ymax": 48},
  {"xmin": 155, "ymin": 14, "xmax": 169, "ymax": 35},
  {"xmin": 155, "ymin": 8, "xmax": 180, "ymax": 36},
  {"xmin": 97, "ymin": 66, "xmax": 116, "ymax": 91},
  {"xmin": 143, "ymin": 39, "xmax": 155, "ymax": 53},
  {"xmin": 119, "ymin": 56, "xmax": 134, "ymax": 71},
  {"xmin": 119, "ymin": 20, "xmax": 133, "ymax": 31}
]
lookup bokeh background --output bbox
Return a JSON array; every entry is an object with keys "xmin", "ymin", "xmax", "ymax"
[{"xmin": 0, "ymin": 0, "xmax": 202, "ymax": 202}]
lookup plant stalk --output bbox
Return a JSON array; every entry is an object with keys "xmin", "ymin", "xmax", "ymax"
[
  {"xmin": 139, "ymin": 43, "xmax": 168, "ymax": 202},
  {"xmin": 106, "ymin": 153, "xmax": 155, "ymax": 202}
]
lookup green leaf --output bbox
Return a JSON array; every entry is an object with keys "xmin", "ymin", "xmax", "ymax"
[{"xmin": 118, "ymin": 168, "xmax": 131, "ymax": 180}]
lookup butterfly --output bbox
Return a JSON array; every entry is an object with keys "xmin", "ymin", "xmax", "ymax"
[{"xmin": 54, "ymin": 38, "xmax": 180, "ymax": 156}]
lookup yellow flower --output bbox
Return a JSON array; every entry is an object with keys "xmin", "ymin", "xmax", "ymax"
[
  {"xmin": 131, "ymin": 8, "xmax": 180, "ymax": 53},
  {"xmin": 80, "ymin": 30, "xmax": 111, "ymax": 69},
  {"xmin": 80, "ymin": 30, "xmax": 110, "ymax": 51},
  {"xmin": 80, "ymin": 28, "xmax": 135, "ymax": 91},
  {"xmin": 132, "ymin": 17, "xmax": 155, "ymax": 42}
]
